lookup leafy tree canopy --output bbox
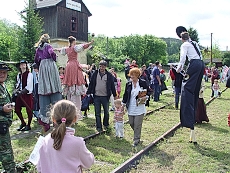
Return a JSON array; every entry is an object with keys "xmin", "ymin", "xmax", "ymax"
[
  {"xmin": 0, "ymin": 19, "xmax": 20, "ymax": 62},
  {"xmin": 17, "ymin": 1, "xmax": 43, "ymax": 62},
  {"xmin": 188, "ymin": 27, "xmax": 199, "ymax": 43},
  {"xmin": 223, "ymin": 52, "xmax": 230, "ymax": 66},
  {"xmin": 88, "ymin": 34, "xmax": 167, "ymax": 70}
]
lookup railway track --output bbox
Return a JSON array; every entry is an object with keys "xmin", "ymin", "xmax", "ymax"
[
  {"xmin": 10, "ymin": 95, "xmax": 174, "ymax": 143},
  {"xmin": 9, "ymin": 94, "xmax": 175, "ymax": 172},
  {"xmin": 11, "ymin": 87, "xmax": 227, "ymax": 172},
  {"xmin": 111, "ymin": 87, "xmax": 228, "ymax": 173},
  {"xmin": 83, "ymin": 101, "xmax": 174, "ymax": 142}
]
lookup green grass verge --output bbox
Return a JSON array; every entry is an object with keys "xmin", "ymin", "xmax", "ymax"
[{"xmin": 1, "ymin": 78, "xmax": 229, "ymax": 173}]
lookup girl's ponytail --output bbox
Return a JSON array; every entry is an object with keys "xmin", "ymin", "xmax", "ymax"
[
  {"xmin": 50, "ymin": 100, "xmax": 78, "ymax": 150},
  {"xmin": 51, "ymin": 118, "xmax": 67, "ymax": 150}
]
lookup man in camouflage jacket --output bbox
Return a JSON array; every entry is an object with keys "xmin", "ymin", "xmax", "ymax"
[{"xmin": 0, "ymin": 62, "xmax": 16, "ymax": 173}]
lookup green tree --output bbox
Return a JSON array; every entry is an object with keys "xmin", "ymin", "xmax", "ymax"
[
  {"xmin": 168, "ymin": 53, "xmax": 180, "ymax": 63},
  {"xmin": 161, "ymin": 38, "xmax": 181, "ymax": 56},
  {"xmin": 223, "ymin": 52, "xmax": 230, "ymax": 66},
  {"xmin": 121, "ymin": 34, "xmax": 167, "ymax": 65},
  {"xmin": 88, "ymin": 34, "xmax": 167, "ymax": 70},
  {"xmin": 0, "ymin": 19, "xmax": 20, "ymax": 62},
  {"xmin": 188, "ymin": 27, "xmax": 199, "ymax": 43},
  {"xmin": 17, "ymin": 0, "xmax": 43, "ymax": 62}
]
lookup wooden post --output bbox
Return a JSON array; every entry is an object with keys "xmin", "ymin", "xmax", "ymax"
[{"xmin": 211, "ymin": 33, "xmax": 213, "ymax": 63}]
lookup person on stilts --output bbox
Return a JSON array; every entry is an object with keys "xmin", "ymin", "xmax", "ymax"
[{"xmin": 176, "ymin": 26, "xmax": 205, "ymax": 144}]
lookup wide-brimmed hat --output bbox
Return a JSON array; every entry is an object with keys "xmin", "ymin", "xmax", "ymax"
[
  {"xmin": 176, "ymin": 26, "xmax": 187, "ymax": 38},
  {"xmin": 16, "ymin": 60, "xmax": 28, "ymax": 69},
  {"xmin": 0, "ymin": 62, "xmax": 11, "ymax": 71}
]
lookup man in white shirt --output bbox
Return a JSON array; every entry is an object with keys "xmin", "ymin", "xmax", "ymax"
[
  {"xmin": 176, "ymin": 26, "xmax": 205, "ymax": 144},
  {"xmin": 15, "ymin": 60, "xmax": 34, "ymax": 131}
]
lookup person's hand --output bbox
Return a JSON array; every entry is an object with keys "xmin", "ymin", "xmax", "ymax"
[
  {"xmin": 16, "ymin": 88, "xmax": 28, "ymax": 96},
  {"xmin": 87, "ymin": 94, "xmax": 93, "ymax": 98},
  {"xmin": 121, "ymin": 104, "xmax": 125, "ymax": 112},
  {"xmin": 141, "ymin": 96, "xmax": 147, "ymax": 101},
  {"xmin": 176, "ymin": 69, "xmax": 181, "ymax": 73},
  {"xmin": 3, "ymin": 103, "xmax": 14, "ymax": 113},
  {"xmin": 53, "ymin": 48, "xmax": 61, "ymax": 52},
  {"xmin": 16, "ymin": 90, "xmax": 22, "ymax": 97},
  {"xmin": 176, "ymin": 65, "xmax": 182, "ymax": 73},
  {"xmin": 159, "ymin": 82, "xmax": 162, "ymax": 86}
]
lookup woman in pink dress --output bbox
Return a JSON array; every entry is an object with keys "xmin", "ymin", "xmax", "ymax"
[{"xmin": 58, "ymin": 36, "xmax": 94, "ymax": 117}]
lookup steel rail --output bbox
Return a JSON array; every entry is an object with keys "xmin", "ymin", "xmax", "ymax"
[{"xmin": 111, "ymin": 87, "xmax": 228, "ymax": 173}]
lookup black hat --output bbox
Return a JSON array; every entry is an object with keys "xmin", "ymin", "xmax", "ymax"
[
  {"xmin": 0, "ymin": 62, "xmax": 11, "ymax": 71},
  {"xmin": 99, "ymin": 60, "xmax": 107, "ymax": 66},
  {"xmin": 176, "ymin": 26, "xmax": 187, "ymax": 38}
]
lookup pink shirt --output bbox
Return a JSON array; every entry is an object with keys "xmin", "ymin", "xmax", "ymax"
[
  {"xmin": 114, "ymin": 108, "xmax": 124, "ymax": 122},
  {"xmin": 37, "ymin": 128, "xmax": 94, "ymax": 173}
]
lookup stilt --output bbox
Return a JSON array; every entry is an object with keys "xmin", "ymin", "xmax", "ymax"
[{"xmin": 189, "ymin": 129, "xmax": 197, "ymax": 144}]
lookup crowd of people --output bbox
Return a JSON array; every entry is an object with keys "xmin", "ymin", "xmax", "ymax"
[
  {"xmin": 0, "ymin": 33, "xmax": 151, "ymax": 172},
  {"xmin": 1, "ymin": 31, "xmax": 230, "ymax": 172}
]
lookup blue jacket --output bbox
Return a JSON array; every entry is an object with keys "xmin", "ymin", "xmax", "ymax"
[{"xmin": 86, "ymin": 69, "xmax": 117, "ymax": 100}]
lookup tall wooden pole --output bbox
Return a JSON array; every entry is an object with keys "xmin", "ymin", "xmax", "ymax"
[
  {"xmin": 106, "ymin": 36, "xmax": 108, "ymax": 56},
  {"xmin": 211, "ymin": 33, "xmax": 213, "ymax": 63}
]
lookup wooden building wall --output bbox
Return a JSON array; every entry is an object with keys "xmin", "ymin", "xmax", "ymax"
[
  {"xmin": 38, "ymin": 7, "xmax": 58, "ymax": 38},
  {"xmin": 57, "ymin": 6, "xmax": 88, "ymax": 41},
  {"xmin": 37, "ymin": 0, "xmax": 89, "ymax": 41},
  {"xmin": 36, "ymin": 0, "xmax": 91, "ymax": 66}
]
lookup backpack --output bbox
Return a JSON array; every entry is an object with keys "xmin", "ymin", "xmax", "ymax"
[
  {"xmin": 81, "ymin": 95, "xmax": 92, "ymax": 111},
  {"xmin": 160, "ymin": 73, "xmax": 166, "ymax": 81}
]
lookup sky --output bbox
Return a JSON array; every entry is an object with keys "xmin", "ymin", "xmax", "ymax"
[{"xmin": 0, "ymin": 0, "xmax": 230, "ymax": 51}]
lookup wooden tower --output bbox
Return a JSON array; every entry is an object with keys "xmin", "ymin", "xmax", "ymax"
[{"xmin": 33, "ymin": 0, "xmax": 92, "ymax": 66}]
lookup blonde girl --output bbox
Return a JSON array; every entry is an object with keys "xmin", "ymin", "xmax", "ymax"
[{"xmin": 37, "ymin": 100, "xmax": 94, "ymax": 173}]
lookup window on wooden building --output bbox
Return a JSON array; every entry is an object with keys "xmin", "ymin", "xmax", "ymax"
[{"xmin": 71, "ymin": 17, "xmax": 77, "ymax": 32}]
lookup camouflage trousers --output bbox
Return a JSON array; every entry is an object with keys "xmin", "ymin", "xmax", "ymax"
[{"xmin": 0, "ymin": 128, "xmax": 16, "ymax": 173}]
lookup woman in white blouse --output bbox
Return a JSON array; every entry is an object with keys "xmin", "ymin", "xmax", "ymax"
[{"xmin": 122, "ymin": 68, "xmax": 150, "ymax": 147}]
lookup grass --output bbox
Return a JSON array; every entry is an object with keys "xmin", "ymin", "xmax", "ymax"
[
  {"xmin": 1, "ymin": 73, "xmax": 229, "ymax": 173},
  {"xmin": 130, "ymin": 83, "xmax": 230, "ymax": 173}
]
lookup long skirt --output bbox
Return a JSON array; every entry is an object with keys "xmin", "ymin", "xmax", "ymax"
[
  {"xmin": 195, "ymin": 98, "xmax": 209, "ymax": 123},
  {"xmin": 38, "ymin": 59, "xmax": 62, "ymax": 95},
  {"xmin": 63, "ymin": 59, "xmax": 85, "ymax": 87}
]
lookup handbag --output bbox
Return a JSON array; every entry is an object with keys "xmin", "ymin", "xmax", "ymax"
[{"xmin": 0, "ymin": 121, "xmax": 8, "ymax": 134}]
